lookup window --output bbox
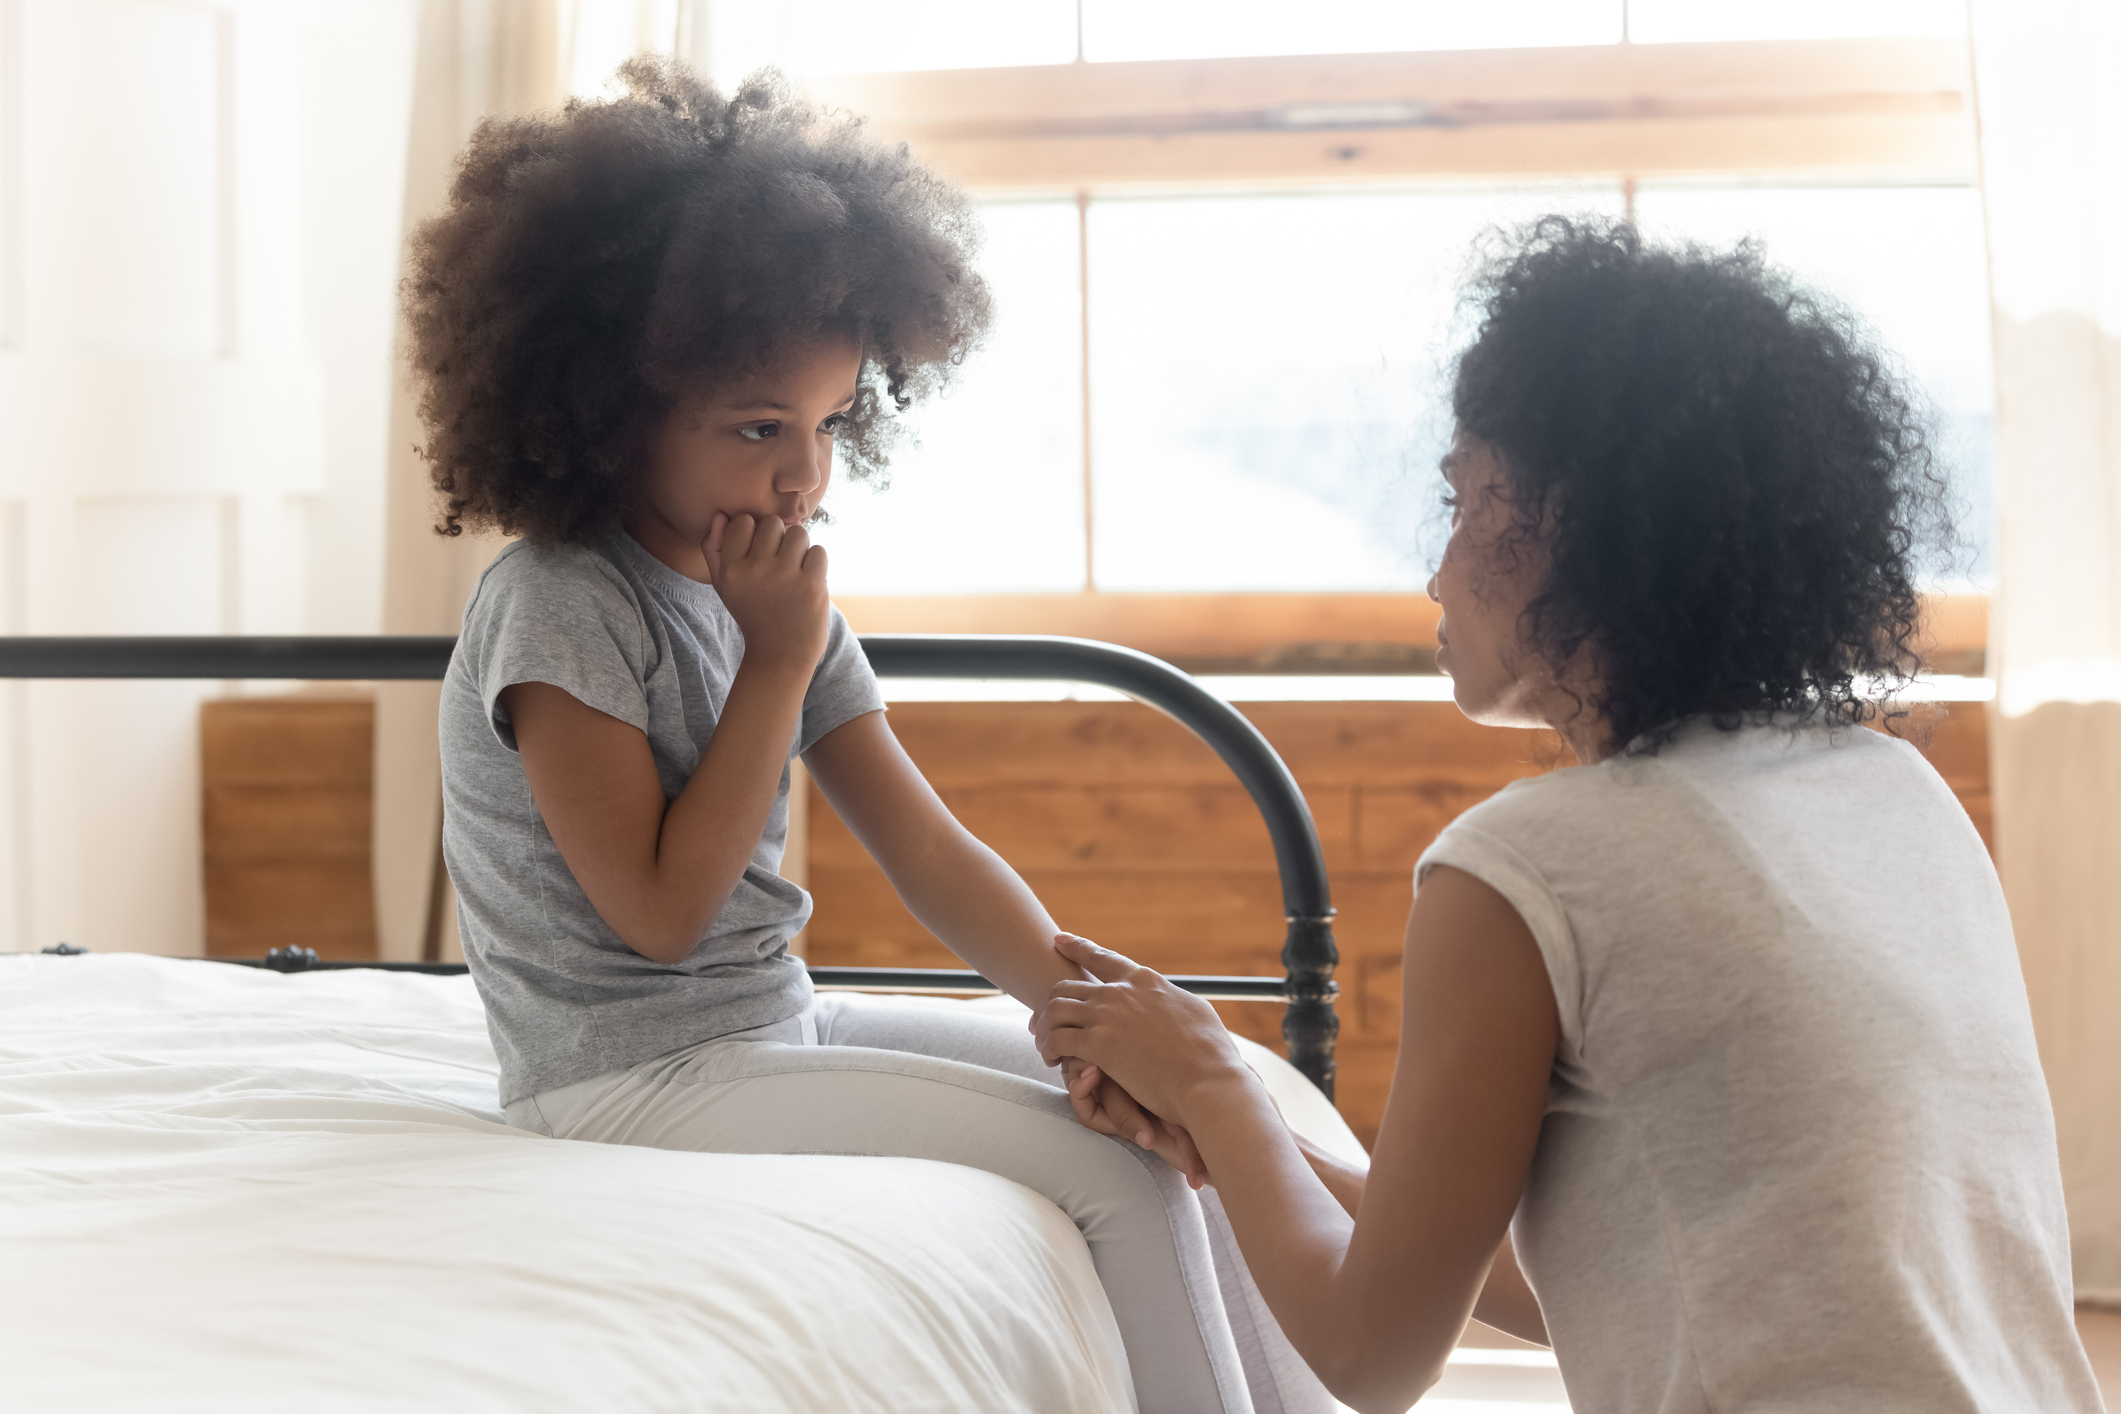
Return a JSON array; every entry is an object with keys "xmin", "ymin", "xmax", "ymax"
[
  {"xmin": 825, "ymin": 181, "xmax": 1996, "ymax": 593},
  {"xmin": 1085, "ymin": 184, "xmax": 1621, "ymax": 591},
  {"xmin": 1079, "ymin": 2, "xmax": 1620, "ymax": 62},
  {"xmin": 823, "ymin": 200, "xmax": 1086, "ymax": 594},
  {"xmin": 701, "ymin": 1, "xmax": 1075, "ymax": 86},
  {"xmin": 1625, "ymin": 1, "xmax": 1964, "ymax": 43}
]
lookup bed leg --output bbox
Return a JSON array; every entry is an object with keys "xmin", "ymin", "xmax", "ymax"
[{"xmin": 1280, "ymin": 916, "xmax": 1340, "ymax": 1101}]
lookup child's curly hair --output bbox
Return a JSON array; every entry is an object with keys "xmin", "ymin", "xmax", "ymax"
[
  {"xmin": 402, "ymin": 58, "xmax": 992, "ymax": 543},
  {"xmin": 1451, "ymin": 215, "xmax": 1955, "ymax": 755}
]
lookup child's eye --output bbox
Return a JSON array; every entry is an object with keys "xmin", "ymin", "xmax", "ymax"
[
  {"xmin": 737, "ymin": 423, "xmax": 780, "ymax": 442},
  {"xmin": 819, "ymin": 413, "xmax": 848, "ymax": 438}
]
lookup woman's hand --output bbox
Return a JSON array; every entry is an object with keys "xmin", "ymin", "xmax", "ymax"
[{"xmin": 1031, "ymin": 933, "xmax": 1255, "ymax": 1136}]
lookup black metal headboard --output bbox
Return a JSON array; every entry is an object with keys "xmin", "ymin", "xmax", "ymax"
[{"xmin": 0, "ymin": 634, "xmax": 1340, "ymax": 1096}]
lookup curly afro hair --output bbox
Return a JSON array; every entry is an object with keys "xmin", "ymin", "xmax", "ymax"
[
  {"xmin": 1450, "ymin": 215, "xmax": 1953, "ymax": 755},
  {"xmin": 401, "ymin": 58, "xmax": 992, "ymax": 543}
]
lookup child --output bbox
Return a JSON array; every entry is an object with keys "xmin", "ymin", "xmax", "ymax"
[{"xmin": 407, "ymin": 59, "xmax": 1328, "ymax": 1414}]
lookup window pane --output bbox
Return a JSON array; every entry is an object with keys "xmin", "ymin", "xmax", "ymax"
[
  {"xmin": 703, "ymin": 0, "xmax": 1075, "ymax": 83},
  {"xmin": 1627, "ymin": 0, "xmax": 1963, "ymax": 43},
  {"xmin": 823, "ymin": 199, "xmax": 1087, "ymax": 594},
  {"xmin": 1082, "ymin": 0, "xmax": 1622, "ymax": 62},
  {"xmin": 1086, "ymin": 185, "xmax": 1624, "ymax": 592},
  {"xmin": 1631, "ymin": 184, "xmax": 1994, "ymax": 584}
]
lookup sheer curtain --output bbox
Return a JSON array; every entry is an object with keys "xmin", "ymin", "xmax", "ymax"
[
  {"xmin": 0, "ymin": 0, "xmax": 416, "ymax": 957},
  {"xmin": 373, "ymin": 0, "xmax": 709, "ymax": 962},
  {"xmin": 1971, "ymin": 0, "xmax": 2121, "ymax": 1303}
]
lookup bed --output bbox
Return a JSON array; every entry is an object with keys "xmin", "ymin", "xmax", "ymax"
[{"xmin": 0, "ymin": 634, "xmax": 1352, "ymax": 1413}]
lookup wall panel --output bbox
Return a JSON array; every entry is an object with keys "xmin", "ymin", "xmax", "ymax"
[{"xmin": 38, "ymin": 0, "xmax": 222, "ymax": 357}]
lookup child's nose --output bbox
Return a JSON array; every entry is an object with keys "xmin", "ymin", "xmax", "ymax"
[{"xmin": 772, "ymin": 440, "xmax": 826, "ymax": 495}]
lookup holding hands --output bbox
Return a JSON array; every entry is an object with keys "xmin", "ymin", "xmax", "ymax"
[{"xmin": 1034, "ymin": 933, "xmax": 1259, "ymax": 1187}]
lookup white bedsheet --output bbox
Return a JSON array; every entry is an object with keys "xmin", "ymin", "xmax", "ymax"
[{"xmin": 0, "ymin": 954, "xmax": 1141, "ymax": 1413}]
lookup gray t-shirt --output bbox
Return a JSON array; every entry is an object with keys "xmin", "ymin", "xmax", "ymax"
[{"xmin": 440, "ymin": 531, "xmax": 885, "ymax": 1106}]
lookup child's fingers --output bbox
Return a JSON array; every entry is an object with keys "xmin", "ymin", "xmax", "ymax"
[
  {"xmin": 1095, "ymin": 1078, "xmax": 1158, "ymax": 1150},
  {"xmin": 1168, "ymin": 1123, "xmax": 1211, "ymax": 1189},
  {"xmin": 719, "ymin": 512, "xmax": 757, "ymax": 561},
  {"xmin": 745, "ymin": 514, "xmax": 784, "ymax": 560},
  {"xmin": 703, "ymin": 512, "xmax": 729, "ymax": 579}
]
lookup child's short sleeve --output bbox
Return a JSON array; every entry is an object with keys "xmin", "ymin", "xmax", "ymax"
[
  {"xmin": 457, "ymin": 544, "xmax": 654, "ymax": 752},
  {"xmin": 799, "ymin": 606, "xmax": 887, "ymax": 753}
]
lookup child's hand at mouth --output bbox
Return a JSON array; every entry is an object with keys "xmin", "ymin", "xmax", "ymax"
[{"xmin": 703, "ymin": 511, "xmax": 830, "ymax": 676}]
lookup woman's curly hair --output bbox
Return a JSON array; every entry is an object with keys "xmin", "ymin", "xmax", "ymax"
[
  {"xmin": 1451, "ymin": 215, "xmax": 1953, "ymax": 755},
  {"xmin": 402, "ymin": 58, "xmax": 991, "ymax": 543}
]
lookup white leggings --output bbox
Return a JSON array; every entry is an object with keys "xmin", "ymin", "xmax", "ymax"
[{"xmin": 502, "ymin": 993, "xmax": 1332, "ymax": 1414}]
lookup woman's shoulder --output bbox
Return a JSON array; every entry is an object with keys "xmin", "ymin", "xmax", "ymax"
[{"xmin": 1437, "ymin": 717, "xmax": 1945, "ymax": 863}]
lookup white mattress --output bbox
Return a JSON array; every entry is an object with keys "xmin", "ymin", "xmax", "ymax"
[{"xmin": 0, "ymin": 953, "xmax": 1143, "ymax": 1413}]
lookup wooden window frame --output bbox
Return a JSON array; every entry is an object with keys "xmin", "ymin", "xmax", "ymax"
[{"xmin": 807, "ymin": 36, "xmax": 1973, "ymax": 192}]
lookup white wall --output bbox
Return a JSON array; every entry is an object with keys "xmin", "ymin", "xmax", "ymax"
[{"xmin": 0, "ymin": 0, "xmax": 417, "ymax": 955}]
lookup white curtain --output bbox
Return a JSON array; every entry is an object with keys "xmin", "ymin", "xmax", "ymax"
[
  {"xmin": 373, "ymin": 0, "xmax": 710, "ymax": 961},
  {"xmin": 1971, "ymin": 0, "xmax": 2121, "ymax": 1304},
  {"xmin": 0, "ymin": 0, "xmax": 417, "ymax": 957}
]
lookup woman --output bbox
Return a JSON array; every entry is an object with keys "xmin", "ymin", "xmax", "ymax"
[{"xmin": 1033, "ymin": 218, "xmax": 2106, "ymax": 1414}]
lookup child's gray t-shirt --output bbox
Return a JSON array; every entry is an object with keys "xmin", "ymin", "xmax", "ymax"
[{"xmin": 440, "ymin": 530, "xmax": 885, "ymax": 1107}]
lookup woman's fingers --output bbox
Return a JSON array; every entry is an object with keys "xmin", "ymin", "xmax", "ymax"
[
  {"xmin": 1032, "ymin": 996, "xmax": 1096, "ymax": 1062},
  {"xmin": 1052, "ymin": 932, "xmax": 1141, "ymax": 983}
]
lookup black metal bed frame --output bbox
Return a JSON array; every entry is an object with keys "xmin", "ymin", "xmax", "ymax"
[{"xmin": 0, "ymin": 634, "xmax": 1340, "ymax": 1096}]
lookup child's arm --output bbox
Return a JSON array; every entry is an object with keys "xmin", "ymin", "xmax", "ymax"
[
  {"xmin": 805, "ymin": 713, "xmax": 1195, "ymax": 1159},
  {"xmin": 504, "ymin": 514, "xmax": 827, "ymax": 966},
  {"xmin": 802, "ymin": 710, "xmax": 1080, "ymax": 1007}
]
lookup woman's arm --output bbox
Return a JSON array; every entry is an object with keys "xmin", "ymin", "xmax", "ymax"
[
  {"xmin": 503, "ymin": 513, "xmax": 828, "ymax": 966},
  {"xmin": 1034, "ymin": 866, "xmax": 1558, "ymax": 1413},
  {"xmin": 1290, "ymin": 1132, "xmax": 1547, "ymax": 1346}
]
